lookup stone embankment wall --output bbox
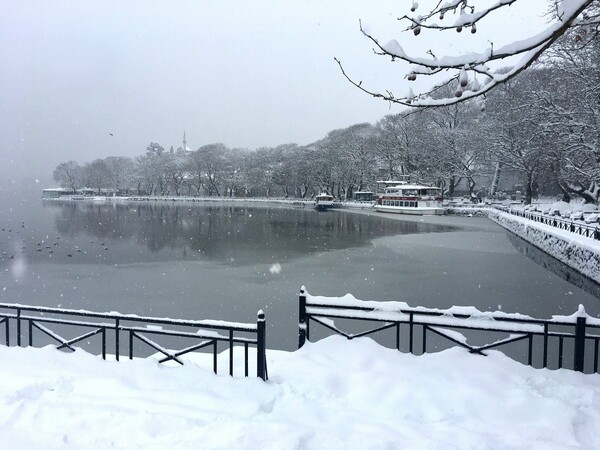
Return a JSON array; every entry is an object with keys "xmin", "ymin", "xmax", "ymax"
[{"xmin": 487, "ymin": 209, "xmax": 600, "ymax": 285}]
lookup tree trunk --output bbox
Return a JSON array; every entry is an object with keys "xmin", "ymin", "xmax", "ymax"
[
  {"xmin": 447, "ymin": 176, "xmax": 456, "ymax": 198},
  {"xmin": 524, "ymin": 171, "xmax": 536, "ymax": 205}
]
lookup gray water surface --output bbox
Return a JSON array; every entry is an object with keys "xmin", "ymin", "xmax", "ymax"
[{"xmin": 0, "ymin": 192, "xmax": 598, "ymax": 350}]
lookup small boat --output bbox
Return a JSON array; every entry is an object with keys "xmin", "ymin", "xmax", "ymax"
[
  {"xmin": 314, "ymin": 193, "xmax": 335, "ymax": 211},
  {"xmin": 375, "ymin": 183, "xmax": 446, "ymax": 216}
]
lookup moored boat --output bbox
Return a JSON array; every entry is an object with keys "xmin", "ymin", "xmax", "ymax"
[
  {"xmin": 375, "ymin": 183, "xmax": 445, "ymax": 215},
  {"xmin": 314, "ymin": 193, "xmax": 335, "ymax": 211}
]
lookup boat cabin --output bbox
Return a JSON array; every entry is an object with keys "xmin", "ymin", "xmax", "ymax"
[{"xmin": 353, "ymin": 191, "xmax": 374, "ymax": 202}]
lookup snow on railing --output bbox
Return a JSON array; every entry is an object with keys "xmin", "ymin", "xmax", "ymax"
[
  {"xmin": 0, "ymin": 303, "xmax": 267, "ymax": 380},
  {"xmin": 299, "ymin": 288, "xmax": 600, "ymax": 373}
]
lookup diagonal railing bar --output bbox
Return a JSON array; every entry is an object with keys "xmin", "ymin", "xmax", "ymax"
[
  {"xmin": 31, "ymin": 322, "xmax": 77, "ymax": 352},
  {"xmin": 309, "ymin": 317, "xmax": 352, "ymax": 339},
  {"xmin": 426, "ymin": 326, "xmax": 485, "ymax": 355},
  {"xmin": 471, "ymin": 333, "xmax": 530, "ymax": 352},
  {"xmin": 350, "ymin": 322, "xmax": 397, "ymax": 340},
  {"xmin": 55, "ymin": 327, "xmax": 105, "ymax": 351},
  {"xmin": 132, "ymin": 331, "xmax": 185, "ymax": 365},
  {"xmin": 158, "ymin": 340, "xmax": 215, "ymax": 364}
]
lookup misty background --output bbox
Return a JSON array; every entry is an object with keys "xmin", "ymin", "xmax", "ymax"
[{"xmin": 1, "ymin": 0, "xmax": 546, "ymax": 190}]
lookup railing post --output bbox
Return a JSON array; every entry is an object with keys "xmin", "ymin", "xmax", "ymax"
[
  {"xmin": 298, "ymin": 288, "xmax": 307, "ymax": 348},
  {"xmin": 129, "ymin": 330, "xmax": 134, "ymax": 360},
  {"xmin": 115, "ymin": 318, "xmax": 120, "ymax": 362},
  {"xmin": 16, "ymin": 308, "xmax": 21, "ymax": 347},
  {"xmin": 229, "ymin": 329, "xmax": 234, "ymax": 377},
  {"xmin": 574, "ymin": 309, "xmax": 587, "ymax": 372},
  {"xmin": 102, "ymin": 328, "xmax": 106, "ymax": 360},
  {"xmin": 257, "ymin": 310, "xmax": 267, "ymax": 381},
  {"xmin": 409, "ymin": 313, "xmax": 414, "ymax": 354}
]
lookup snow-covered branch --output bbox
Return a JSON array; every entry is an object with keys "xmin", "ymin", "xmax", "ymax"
[{"xmin": 338, "ymin": 0, "xmax": 596, "ymax": 107}]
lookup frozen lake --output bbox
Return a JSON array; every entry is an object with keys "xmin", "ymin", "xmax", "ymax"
[{"xmin": 1, "ymin": 192, "xmax": 599, "ymax": 350}]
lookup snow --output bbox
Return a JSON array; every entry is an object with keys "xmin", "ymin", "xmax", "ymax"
[
  {"xmin": 306, "ymin": 291, "xmax": 537, "ymax": 322},
  {"xmin": 269, "ymin": 263, "xmax": 282, "ymax": 274},
  {"xmin": 488, "ymin": 208, "xmax": 600, "ymax": 284},
  {"xmin": 2, "ymin": 336, "xmax": 600, "ymax": 449}
]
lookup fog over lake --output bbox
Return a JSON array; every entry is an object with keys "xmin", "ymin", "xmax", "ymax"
[{"xmin": 0, "ymin": 192, "xmax": 598, "ymax": 350}]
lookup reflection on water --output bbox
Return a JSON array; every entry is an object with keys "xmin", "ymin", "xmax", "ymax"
[
  {"xmin": 506, "ymin": 232, "xmax": 600, "ymax": 300},
  {"xmin": 39, "ymin": 201, "xmax": 458, "ymax": 266}
]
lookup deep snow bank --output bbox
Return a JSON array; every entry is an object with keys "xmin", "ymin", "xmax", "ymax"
[
  {"xmin": 489, "ymin": 209, "xmax": 600, "ymax": 284},
  {"xmin": 2, "ymin": 337, "xmax": 600, "ymax": 449}
]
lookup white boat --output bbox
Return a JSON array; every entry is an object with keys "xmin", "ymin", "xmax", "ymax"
[
  {"xmin": 375, "ymin": 183, "xmax": 446, "ymax": 216},
  {"xmin": 314, "ymin": 193, "xmax": 335, "ymax": 211},
  {"xmin": 42, "ymin": 188, "xmax": 76, "ymax": 199}
]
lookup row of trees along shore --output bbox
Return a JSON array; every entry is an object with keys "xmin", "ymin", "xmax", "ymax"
[{"xmin": 54, "ymin": 23, "xmax": 599, "ymax": 205}]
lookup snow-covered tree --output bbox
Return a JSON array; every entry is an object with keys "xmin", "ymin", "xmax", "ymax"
[
  {"xmin": 375, "ymin": 113, "xmax": 421, "ymax": 180},
  {"xmin": 316, "ymin": 123, "xmax": 379, "ymax": 198},
  {"xmin": 193, "ymin": 143, "xmax": 229, "ymax": 197},
  {"xmin": 337, "ymin": 0, "xmax": 598, "ymax": 107},
  {"xmin": 271, "ymin": 144, "xmax": 302, "ymax": 198},
  {"xmin": 83, "ymin": 159, "xmax": 112, "ymax": 194},
  {"xmin": 534, "ymin": 28, "xmax": 600, "ymax": 203},
  {"xmin": 418, "ymin": 99, "xmax": 488, "ymax": 198},
  {"xmin": 53, "ymin": 161, "xmax": 82, "ymax": 191},
  {"xmin": 163, "ymin": 151, "xmax": 188, "ymax": 196},
  {"xmin": 484, "ymin": 73, "xmax": 550, "ymax": 204},
  {"xmin": 103, "ymin": 156, "xmax": 135, "ymax": 193}
]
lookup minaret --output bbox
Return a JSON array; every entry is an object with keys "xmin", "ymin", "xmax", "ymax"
[{"xmin": 183, "ymin": 131, "xmax": 187, "ymax": 151}]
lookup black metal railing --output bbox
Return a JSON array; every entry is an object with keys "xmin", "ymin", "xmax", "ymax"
[
  {"xmin": 493, "ymin": 205, "xmax": 600, "ymax": 241},
  {"xmin": 298, "ymin": 289, "xmax": 600, "ymax": 373},
  {"xmin": 0, "ymin": 303, "xmax": 267, "ymax": 380}
]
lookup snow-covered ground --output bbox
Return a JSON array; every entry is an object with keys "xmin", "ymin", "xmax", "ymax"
[
  {"xmin": 2, "ymin": 336, "xmax": 600, "ymax": 449},
  {"xmin": 18, "ymin": 195, "xmax": 600, "ymax": 449}
]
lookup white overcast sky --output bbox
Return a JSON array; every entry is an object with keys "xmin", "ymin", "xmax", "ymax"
[{"xmin": 0, "ymin": 0, "xmax": 549, "ymax": 187}]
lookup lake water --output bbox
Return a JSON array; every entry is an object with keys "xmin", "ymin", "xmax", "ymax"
[{"xmin": 1, "ymin": 191, "xmax": 599, "ymax": 351}]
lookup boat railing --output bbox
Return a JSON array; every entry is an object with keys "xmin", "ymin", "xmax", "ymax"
[
  {"xmin": 0, "ymin": 303, "xmax": 267, "ymax": 380},
  {"xmin": 298, "ymin": 289, "xmax": 600, "ymax": 374}
]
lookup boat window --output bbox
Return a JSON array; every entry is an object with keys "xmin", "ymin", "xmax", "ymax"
[{"xmin": 404, "ymin": 189, "xmax": 418, "ymax": 196}]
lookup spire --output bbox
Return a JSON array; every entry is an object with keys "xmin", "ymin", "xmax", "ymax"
[{"xmin": 183, "ymin": 131, "xmax": 187, "ymax": 151}]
